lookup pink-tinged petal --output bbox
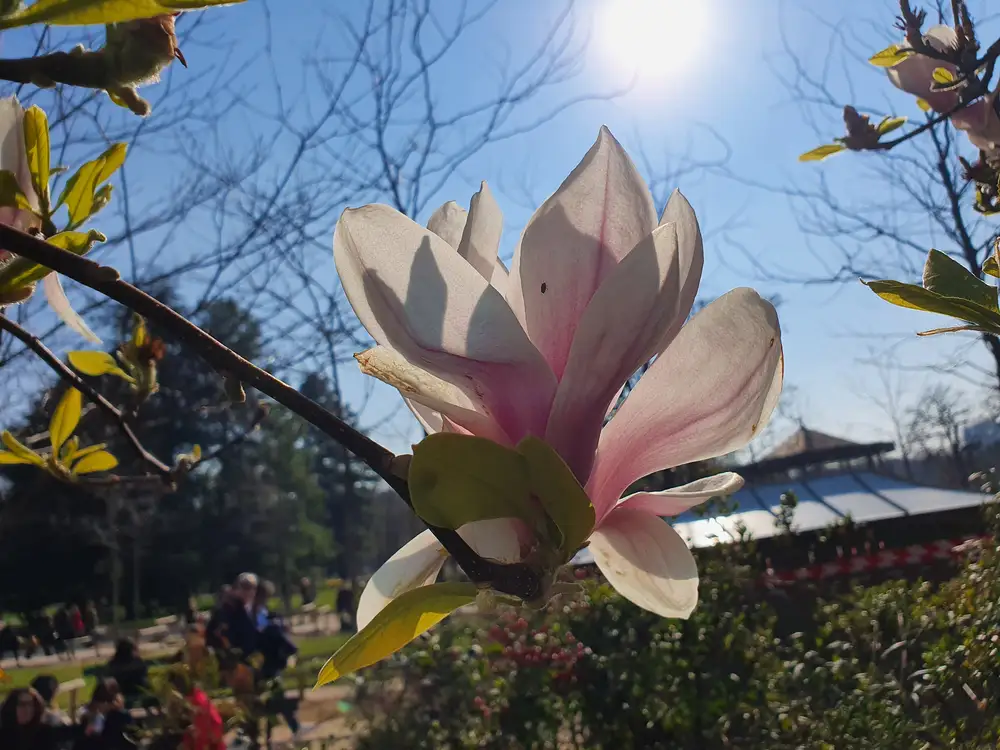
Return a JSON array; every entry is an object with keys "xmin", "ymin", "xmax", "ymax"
[
  {"xmin": 490, "ymin": 257, "xmax": 509, "ymax": 296},
  {"xmin": 356, "ymin": 346, "xmax": 512, "ymax": 445},
  {"xmin": 951, "ymin": 97, "xmax": 1000, "ymax": 152},
  {"xmin": 887, "ymin": 27, "xmax": 960, "ymax": 112},
  {"xmin": 458, "ymin": 182, "xmax": 504, "ymax": 283},
  {"xmin": 0, "ymin": 97, "xmax": 38, "ymax": 212},
  {"xmin": 335, "ymin": 209, "xmax": 556, "ymax": 440},
  {"xmin": 426, "ymin": 201, "xmax": 467, "ymax": 249},
  {"xmin": 507, "ymin": 127, "xmax": 657, "ymax": 379},
  {"xmin": 356, "ymin": 530, "xmax": 447, "ymax": 631},
  {"xmin": 544, "ymin": 223, "xmax": 682, "ymax": 481},
  {"xmin": 588, "ymin": 508, "xmax": 698, "ymax": 618},
  {"xmin": 609, "ymin": 472, "xmax": 744, "ymax": 521},
  {"xmin": 43, "ymin": 274, "xmax": 100, "ymax": 343},
  {"xmin": 546, "ymin": 191, "xmax": 705, "ymax": 482},
  {"xmin": 457, "ymin": 518, "xmax": 530, "ymax": 563},
  {"xmin": 587, "ymin": 288, "xmax": 781, "ymax": 515}
]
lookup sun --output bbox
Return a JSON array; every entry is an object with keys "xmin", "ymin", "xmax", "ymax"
[{"xmin": 595, "ymin": 0, "xmax": 711, "ymax": 85}]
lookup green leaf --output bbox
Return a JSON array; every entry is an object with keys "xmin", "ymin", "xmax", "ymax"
[
  {"xmin": 408, "ymin": 433, "xmax": 544, "ymax": 532},
  {"xmin": 1, "ymin": 430, "xmax": 43, "ymax": 466},
  {"xmin": 64, "ymin": 441, "xmax": 106, "ymax": 463},
  {"xmin": 48, "ymin": 387, "xmax": 81, "ymax": 456},
  {"xmin": 72, "ymin": 449, "xmax": 118, "ymax": 474},
  {"xmin": 868, "ymin": 44, "xmax": 912, "ymax": 67},
  {"xmin": 0, "ymin": 0, "xmax": 244, "ymax": 28},
  {"xmin": 984, "ymin": 245, "xmax": 1000, "ymax": 278},
  {"xmin": 877, "ymin": 116, "xmax": 907, "ymax": 136},
  {"xmin": 922, "ymin": 249, "xmax": 998, "ymax": 311},
  {"xmin": 22, "ymin": 105, "xmax": 48, "ymax": 205},
  {"xmin": 315, "ymin": 582, "xmax": 477, "ymax": 686},
  {"xmin": 516, "ymin": 436, "xmax": 595, "ymax": 557},
  {"xmin": 0, "ymin": 170, "xmax": 34, "ymax": 211},
  {"xmin": 54, "ymin": 143, "xmax": 126, "ymax": 228},
  {"xmin": 68, "ymin": 350, "xmax": 135, "ymax": 383},
  {"xmin": 0, "ymin": 229, "xmax": 105, "ymax": 293},
  {"xmin": 864, "ymin": 280, "xmax": 1000, "ymax": 333},
  {"xmin": 60, "ymin": 435, "xmax": 79, "ymax": 462},
  {"xmin": 799, "ymin": 144, "xmax": 845, "ymax": 162},
  {"xmin": 916, "ymin": 98, "xmax": 931, "ymax": 113}
]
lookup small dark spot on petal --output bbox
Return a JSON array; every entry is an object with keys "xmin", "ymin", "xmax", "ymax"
[{"xmin": 540, "ymin": 282, "xmax": 547, "ymax": 294}]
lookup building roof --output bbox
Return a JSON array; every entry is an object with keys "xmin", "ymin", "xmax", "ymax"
[
  {"xmin": 572, "ymin": 471, "xmax": 988, "ymax": 563},
  {"xmin": 766, "ymin": 428, "xmax": 860, "ymax": 459}
]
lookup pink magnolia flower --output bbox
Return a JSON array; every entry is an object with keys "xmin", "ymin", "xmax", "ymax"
[
  {"xmin": 951, "ymin": 94, "xmax": 1000, "ymax": 154},
  {"xmin": 886, "ymin": 25, "xmax": 961, "ymax": 113},
  {"xmin": 334, "ymin": 127, "xmax": 783, "ymax": 628},
  {"xmin": 0, "ymin": 96, "xmax": 100, "ymax": 342}
]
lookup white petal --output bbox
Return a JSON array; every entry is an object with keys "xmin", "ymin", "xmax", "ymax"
[
  {"xmin": 589, "ymin": 508, "xmax": 698, "ymax": 618},
  {"xmin": 356, "ymin": 346, "xmax": 511, "ymax": 445},
  {"xmin": 457, "ymin": 182, "xmax": 504, "ymax": 282},
  {"xmin": 356, "ymin": 530, "xmax": 447, "ymax": 631},
  {"xmin": 613, "ymin": 472, "xmax": 744, "ymax": 519},
  {"xmin": 43, "ymin": 274, "xmax": 100, "ymax": 343},
  {"xmin": 507, "ymin": 126, "xmax": 657, "ymax": 379},
  {"xmin": 0, "ymin": 96, "xmax": 38, "ymax": 212},
  {"xmin": 491, "ymin": 257, "xmax": 509, "ymax": 297},
  {"xmin": 457, "ymin": 518, "xmax": 526, "ymax": 563},
  {"xmin": 335, "ymin": 205, "xmax": 557, "ymax": 441},
  {"xmin": 586, "ymin": 288, "xmax": 781, "ymax": 514},
  {"xmin": 426, "ymin": 201, "xmax": 467, "ymax": 249}
]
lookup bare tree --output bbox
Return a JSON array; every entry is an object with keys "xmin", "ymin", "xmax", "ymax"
[
  {"xmin": 746, "ymin": 1, "xmax": 1000, "ymax": 387},
  {"xmin": 907, "ymin": 383, "xmax": 971, "ymax": 484}
]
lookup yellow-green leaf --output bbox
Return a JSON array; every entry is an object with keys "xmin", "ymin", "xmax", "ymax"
[
  {"xmin": 799, "ymin": 143, "xmax": 845, "ymax": 162},
  {"xmin": 864, "ymin": 280, "xmax": 1000, "ymax": 333},
  {"xmin": 0, "ymin": 0, "xmax": 244, "ymax": 28},
  {"xmin": 1, "ymin": 430, "xmax": 44, "ymax": 466},
  {"xmin": 877, "ymin": 116, "xmax": 907, "ymax": 136},
  {"xmin": 132, "ymin": 315, "xmax": 148, "ymax": 348},
  {"xmin": 0, "ymin": 229, "xmax": 105, "ymax": 293},
  {"xmin": 517, "ymin": 436, "xmax": 595, "ymax": 557},
  {"xmin": 54, "ymin": 143, "xmax": 126, "ymax": 228},
  {"xmin": 315, "ymin": 582, "xmax": 477, "ymax": 686},
  {"xmin": 932, "ymin": 67, "xmax": 955, "ymax": 84},
  {"xmin": 72, "ymin": 449, "xmax": 118, "ymax": 474},
  {"xmin": 68, "ymin": 350, "xmax": 135, "ymax": 383},
  {"xmin": 60, "ymin": 435, "xmax": 79, "ymax": 462},
  {"xmin": 916, "ymin": 97, "xmax": 931, "ymax": 112},
  {"xmin": 0, "ymin": 451, "xmax": 40, "ymax": 465},
  {"xmin": 984, "ymin": 244, "xmax": 1000, "ymax": 278},
  {"xmin": 64, "ymin": 441, "xmax": 106, "ymax": 464},
  {"xmin": 22, "ymin": 105, "xmax": 48, "ymax": 205},
  {"xmin": 408, "ymin": 433, "xmax": 543, "ymax": 531},
  {"xmin": 0, "ymin": 170, "xmax": 34, "ymax": 212},
  {"xmin": 49, "ymin": 387, "xmax": 81, "ymax": 455},
  {"xmin": 868, "ymin": 44, "xmax": 912, "ymax": 67},
  {"xmin": 922, "ymin": 249, "xmax": 998, "ymax": 312}
]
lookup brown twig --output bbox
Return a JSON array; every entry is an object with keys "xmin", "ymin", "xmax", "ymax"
[
  {"xmin": 0, "ymin": 311, "xmax": 173, "ymax": 480},
  {"xmin": 0, "ymin": 52, "xmax": 111, "ymax": 89},
  {"xmin": 0, "ymin": 225, "xmax": 543, "ymax": 601}
]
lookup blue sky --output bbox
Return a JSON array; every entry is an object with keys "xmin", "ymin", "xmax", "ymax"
[{"xmin": 6, "ymin": 0, "xmax": 998, "ymax": 457}]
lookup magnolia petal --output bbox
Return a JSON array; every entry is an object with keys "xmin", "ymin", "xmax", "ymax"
[
  {"xmin": 951, "ymin": 97, "xmax": 1000, "ymax": 152},
  {"xmin": 507, "ymin": 126, "xmax": 657, "ymax": 379},
  {"xmin": 457, "ymin": 182, "xmax": 504, "ymax": 283},
  {"xmin": 887, "ymin": 27, "xmax": 960, "ymax": 112},
  {"xmin": 426, "ymin": 201, "xmax": 467, "ymax": 249},
  {"xmin": 335, "ymin": 205, "xmax": 556, "ymax": 440},
  {"xmin": 457, "ymin": 518, "xmax": 528, "ymax": 564},
  {"xmin": 0, "ymin": 96, "xmax": 38, "ymax": 212},
  {"xmin": 43, "ymin": 274, "xmax": 100, "ymax": 343},
  {"xmin": 491, "ymin": 257, "xmax": 509, "ymax": 296},
  {"xmin": 588, "ymin": 508, "xmax": 698, "ymax": 619},
  {"xmin": 611, "ymin": 472, "xmax": 745, "ymax": 520},
  {"xmin": 547, "ymin": 194, "xmax": 705, "ymax": 483},
  {"xmin": 357, "ymin": 346, "xmax": 511, "ymax": 445},
  {"xmin": 587, "ymin": 288, "xmax": 781, "ymax": 515},
  {"xmin": 356, "ymin": 530, "xmax": 448, "ymax": 632}
]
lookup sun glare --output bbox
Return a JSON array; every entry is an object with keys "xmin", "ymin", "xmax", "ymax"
[{"xmin": 596, "ymin": 0, "xmax": 711, "ymax": 86}]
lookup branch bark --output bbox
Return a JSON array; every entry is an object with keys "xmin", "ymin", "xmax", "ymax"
[{"xmin": 0, "ymin": 224, "xmax": 542, "ymax": 600}]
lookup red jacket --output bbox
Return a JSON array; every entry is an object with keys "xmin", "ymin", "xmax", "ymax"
[{"xmin": 183, "ymin": 687, "xmax": 225, "ymax": 750}]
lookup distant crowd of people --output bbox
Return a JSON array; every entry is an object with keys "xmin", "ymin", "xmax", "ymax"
[{"xmin": 0, "ymin": 603, "xmax": 99, "ymax": 664}]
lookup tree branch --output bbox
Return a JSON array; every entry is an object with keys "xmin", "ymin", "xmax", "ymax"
[
  {"xmin": 0, "ymin": 311, "xmax": 173, "ymax": 479},
  {"xmin": 0, "ymin": 224, "xmax": 542, "ymax": 601}
]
